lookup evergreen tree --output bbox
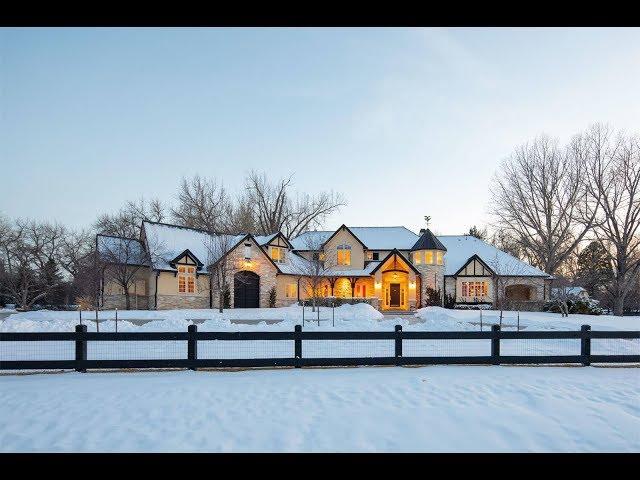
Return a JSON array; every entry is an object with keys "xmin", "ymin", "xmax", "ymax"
[
  {"xmin": 468, "ymin": 225, "xmax": 487, "ymax": 240},
  {"xmin": 576, "ymin": 241, "xmax": 614, "ymax": 297}
]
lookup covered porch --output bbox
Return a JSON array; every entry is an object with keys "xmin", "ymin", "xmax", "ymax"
[{"xmin": 370, "ymin": 250, "xmax": 420, "ymax": 311}]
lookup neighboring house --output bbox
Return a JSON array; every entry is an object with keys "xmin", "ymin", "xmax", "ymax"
[
  {"xmin": 97, "ymin": 221, "xmax": 552, "ymax": 311},
  {"xmin": 551, "ymin": 286, "xmax": 590, "ymax": 300}
]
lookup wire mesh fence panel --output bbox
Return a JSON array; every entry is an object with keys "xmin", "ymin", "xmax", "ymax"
[
  {"xmin": 303, "ymin": 340, "xmax": 393, "ymax": 358},
  {"xmin": 500, "ymin": 338, "xmax": 580, "ymax": 357},
  {"xmin": 87, "ymin": 341, "xmax": 187, "ymax": 360},
  {"xmin": 198, "ymin": 340, "xmax": 293, "ymax": 359},
  {"xmin": 0, "ymin": 341, "xmax": 74, "ymax": 361},
  {"xmin": 403, "ymin": 339, "xmax": 490, "ymax": 357},
  {"xmin": 591, "ymin": 338, "xmax": 640, "ymax": 356}
]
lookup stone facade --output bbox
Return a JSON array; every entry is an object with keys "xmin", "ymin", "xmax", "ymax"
[
  {"xmin": 156, "ymin": 294, "xmax": 210, "ymax": 310},
  {"xmin": 414, "ymin": 262, "xmax": 445, "ymax": 307},
  {"xmin": 221, "ymin": 237, "xmax": 278, "ymax": 309},
  {"xmin": 101, "ymin": 294, "xmax": 149, "ymax": 310}
]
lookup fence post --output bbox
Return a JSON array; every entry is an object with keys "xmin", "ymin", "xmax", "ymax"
[
  {"xmin": 188, "ymin": 324, "xmax": 198, "ymax": 371},
  {"xmin": 332, "ymin": 302, "xmax": 335, "ymax": 327},
  {"xmin": 395, "ymin": 325, "xmax": 402, "ymax": 366},
  {"xmin": 115, "ymin": 308, "xmax": 118, "ymax": 333},
  {"xmin": 517, "ymin": 311, "xmax": 520, "ymax": 332},
  {"xmin": 491, "ymin": 324, "xmax": 500, "ymax": 365},
  {"xmin": 75, "ymin": 324, "xmax": 87, "ymax": 373},
  {"xmin": 581, "ymin": 325, "xmax": 591, "ymax": 367},
  {"xmin": 302, "ymin": 301, "xmax": 305, "ymax": 326},
  {"xmin": 294, "ymin": 325, "xmax": 302, "ymax": 368},
  {"xmin": 480, "ymin": 310, "xmax": 483, "ymax": 332}
]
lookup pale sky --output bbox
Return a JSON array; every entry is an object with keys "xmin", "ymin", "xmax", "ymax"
[{"xmin": 1, "ymin": 27, "xmax": 639, "ymax": 236}]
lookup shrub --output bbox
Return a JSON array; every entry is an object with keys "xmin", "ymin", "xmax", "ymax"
[
  {"xmin": 423, "ymin": 287, "xmax": 442, "ymax": 307},
  {"xmin": 542, "ymin": 298, "xmax": 603, "ymax": 315},
  {"xmin": 222, "ymin": 286, "xmax": 231, "ymax": 309},
  {"xmin": 268, "ymin": 286, "xmax": 277, "ymax": 308}
]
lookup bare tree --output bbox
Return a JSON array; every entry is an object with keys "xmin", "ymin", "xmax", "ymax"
[
  {"xmin": 171, "ymin": 175, "xmax": 231, "ymax": 232},
  {"xmin": 98, "ymin": 235, "xmax": 149, "ymax": 310},
  {"xmin": 583, "ymin": 125, "xmax": 640, "ymax": 316},
  {"xmin": 60, "ymin": 229, "xmax": 94, "ymax": 278},
  {"xmin": 95, "ymin": 197, "xmax": 166, "ymax": 239},
  {"xmin": 487, "ymin": 253, "xmax": 535, "ymax": 322},
  {"xmin": 245, "ymin": 171, "xmax": 346, "ymax": 238},
  {"xmin": 0, "ymin": 218, "xmax": 66, "ymax": 309},
  {"xmin": 203, "ymin": 233, "xmax": 238, "ymax": 313},
  {"xmin": 296, "ymin": 235, "xmax": 340, "ymax": 312},
  {"xmin": 490, "ymin": 134, "xmax": 599, "ymax": 276}
]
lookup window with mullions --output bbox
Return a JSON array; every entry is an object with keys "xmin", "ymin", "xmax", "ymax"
[
  {"xmin": 337, "ymin": 244, "xmax": 351, "ymax": 266},
  {"xmin": 178, "ymin": 265, "xmax": 196, "ymax": 293}
]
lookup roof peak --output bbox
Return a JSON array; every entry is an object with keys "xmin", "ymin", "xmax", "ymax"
[{"xmin": 411, "ymin": 228, "xmax": 447, "ymax": 251}]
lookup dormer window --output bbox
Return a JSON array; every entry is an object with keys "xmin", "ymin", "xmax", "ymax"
[
  {"xmin": 337, "ymin": 244, "xmax": 351, "ymax": 266},
  {"xmin": 244, "ymin": 243, "xmax": 252, "ymax": 259},
  {"xmin": 270, "ymin": 246, "xmax": 286, "ymax": 263}
]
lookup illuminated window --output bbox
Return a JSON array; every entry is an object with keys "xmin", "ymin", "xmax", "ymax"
[
  {"xmin": 271, "ymin": 246, "xmax": 285, "ymax": 263},
  {"xmin": 414, "ymin": 251, "xmax": 422, "ymax": 264},
  {"xmin": 436, "ymin": 251, "xmax": 444, "ymax": 265},
  {"xmin": 425, "ymin": 251, "xmax": 434, "ymax": 264},
  {"xmin": 286, "ymin": 283, "xmax": 297, "ymax": 298},
  {"xmin": 337, "ymin": 244, "xmax": 351, "ymax": 266},
  {"xmin": 178, "ymin": 266, "xmax": 196, "ymax": 293},
  {"xmin": 366, "ymin": 251, "xmax": 373, "ymax": 260},
  {"xmin": 461, "ymin": 281, "xmax": 488, "ymax": 298}
]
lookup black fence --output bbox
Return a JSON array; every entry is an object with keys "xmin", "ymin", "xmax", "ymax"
[{"xmin": 1, "ymin": 324, "xmax": 639, "ymax": 371}]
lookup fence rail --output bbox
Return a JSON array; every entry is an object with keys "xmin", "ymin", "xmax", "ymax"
[{"xmin": 1, "ymin": 324, "xmax": 639, "ymax": 371}]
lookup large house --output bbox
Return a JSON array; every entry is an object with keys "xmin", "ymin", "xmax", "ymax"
[{"xmin": 97, "ymin": 221, "xmax": 552, "ymax": 311}]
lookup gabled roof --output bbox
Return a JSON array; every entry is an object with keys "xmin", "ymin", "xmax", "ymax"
[
  {"xmin": 411, "ymin": 228, "xmax": 447, "ymax": 251},
  {"xmin": 452, "ymin": 253, "xmax": 494, "ymax": 276},
  {"xmin": 142, "ymin": 221, "xmax": 245, "ymax": 272},
  {"xmin": 169, "ymin": 249, "xmax": 204, "ymax": 269},
  {"xmin": 438, "ymin": 235, "xmax": 550, "ymax": 277},
  {"xmin": 369, "ymin": 249, "xmax": 421, "ymax": 275},
  {"xmin": 291, "ymin": 226, "xmax": 419, "ymax": 251},
  {"xmin": 255, "ymin": 232, "xmax": 293, "ymax": 249}
]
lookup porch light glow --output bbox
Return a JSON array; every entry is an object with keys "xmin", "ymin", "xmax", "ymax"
[
  {"xmin": 375, "ymin": 282, "xmax": 382, "ymax": 289},
  {"xmin": 409, "ymin": 281, "xmax": 416, "ymax": 289},
  {"xmin": 243, "ymin": 260, "xmax": 253, "ymax": 269}
]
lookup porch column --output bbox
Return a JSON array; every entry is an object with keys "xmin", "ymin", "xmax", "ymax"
[{"xmin": 349, "ymin": 277, "xmax": 358, "ymax": 298}]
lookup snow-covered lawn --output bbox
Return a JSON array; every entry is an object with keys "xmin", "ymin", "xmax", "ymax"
[
  {"xmin": 0, "ymin": 366, "xmax": 638, "ymax": 452},
  {"xmin": 2, "ymin": 304, "xmax": 639, "ymax": 332},
  {"xmin": 1, "ymin": 305, "xmax": 638, "ymax": 362}
]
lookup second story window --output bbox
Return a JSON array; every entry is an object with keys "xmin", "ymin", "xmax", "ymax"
[
  {"xmin": 337, "ymin": 244, "xmax": 351, "ymax": 266},
  {"xmin": 425, "ymin": 251, "xmax": 434, "ymax": 265},
  {"xmin": 413, "ymin": 251, "xmax": 422, "ymax": 264},
  {"xmin": 436, "ymin": 251, "xmax": 444, "ymax": 265},
  {"xmin": 178, "ymin": 266, "xmax": 196, "ymax": 293},
  {"xmin": 270, "ymin": 246, "xmax": 286, "ymax": 263}
]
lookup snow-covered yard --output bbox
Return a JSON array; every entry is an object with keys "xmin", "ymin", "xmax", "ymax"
[
  {"xmin": 1, "ymin": 305, "xmax": 638, "ymax": 362},
  {"xmin": 0, "ymin": 366, "xmax": 638, "ymax": 452},
  {"xmin": 2, "ymin": 303, "xmax": 639, "ymax": 332}
]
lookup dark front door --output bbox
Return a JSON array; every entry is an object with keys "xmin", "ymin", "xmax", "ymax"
[
  {"xmin": 389, "ymin": 283, "xmax": 401, "ymax": 307},
  {"xmin": 234, "ymin": 271, "xmax": 260, "ymax": 308}
]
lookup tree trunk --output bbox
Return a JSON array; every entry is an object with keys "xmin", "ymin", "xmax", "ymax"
[
  {"xmin": 125, "ymin": 290, "xmax": 131, "ymax": 310},
  {"xmin": 219, "ymin": 290, "xmax": 224, "ymax": 313},
  {"xmin": 613, "ymin": 295, "xmax": 625, "ymax": 317}
]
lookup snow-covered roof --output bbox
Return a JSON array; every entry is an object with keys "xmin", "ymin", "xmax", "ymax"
[
  {"xmin": 97, "ymin": 234, "xmax": 148, "ymax": 266},
  {"xmin": 438, "ymin": 236, "xmax": 550, "ymax": 277},
  {"xmin": 290, "ymin": 230, "xmax": 333, "ymax": 250},
  {"xmin": 142, "ymin": 222, "xmax": 245, "ymax": 271},
  {"xmin": 253, "ymin": 233, "xmax": 279, "ymax": 245},
  {"xmin": 291, "ymin": 226, "xmax": 419, "ymax": 251}
]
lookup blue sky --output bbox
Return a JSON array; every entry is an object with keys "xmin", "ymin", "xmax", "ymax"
[{"xmin": 1, "ymin": 27, "xmax": 639, "ymax": 235}]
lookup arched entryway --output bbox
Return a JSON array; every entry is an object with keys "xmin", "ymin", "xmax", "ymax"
[
  {"xmin": 234, "ymin": 271, "xmax": 260, "ymax": 308},
  {"xmin": 505, "ymin": 284, "xmax": 533, "ymax": 301}
]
